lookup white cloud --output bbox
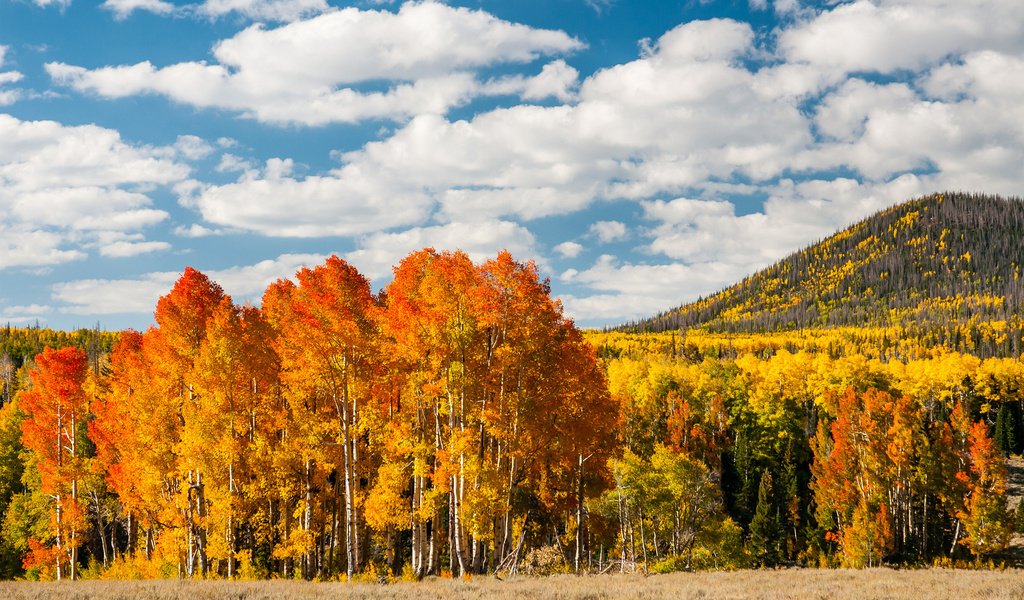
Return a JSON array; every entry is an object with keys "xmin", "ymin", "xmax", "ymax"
[
  {"xmin": 0, "ymin": 304, "xmax": 52, "ymax": 325},
  {"xmin": 178, "ymin": 164, "xmax": 434, "ymax": 237},
  {"xmin": 521, "ymin": 60, "xmax": 579, "ymax": 102},
  {"xmin": 197, "ymin": 0, "xmax": 329, "ymax": 22},
  {"xmin": 779, "ymin": 1, "xmax": 1024, "ymax": 78},
  {"xmin": 102, "ymin": 0, "xmax": 176, "ymax": 20},
  {"xmin": 554, "ymin": 241, "xmax": 583, "ymax": 258},
  {"xmin": 0, "ymin": 227, "xmax": 85, "ymax": 270},
  {"xmin": 0, "ymin": 72, "xmax": 24, "ymax": 85},
  {"xmin": 559, "ymin": 255, "xmax": 749, "ymax": 323},
  {"xmin": 174, "ymin": 134, "xmax": 215, "ymax": 160},
  {"xmin": 54, "ymin": 273, "xmax": 179, "ymax": 315},
  {"xmin": 168, "ymin": 18, "xmax": 812, "ymax": 239},
  {"xmin": 50, "ymin": 2, "xmax": 583, "ymax": 125},
  {"xmin": 346, "ymin": 220, "xmax": 540, "ymax": 280},
  {"xmin": 173, "ymin": 223, "xmax": 227, "ymax": 237},
  {"xmin": 54, "ymin": 253, "xmax": 327, "ymax": 315},
  {"xmin": 0, "ymin": 114, "xmax": 187, "ymax": 268},
  {"xmin": 92, "ymin": 232, "xmax": 172, "ymax": 257},
  {"xmin": 102, "ymin": 0, "xmax": 328, "ymax": 21},
  {"xmin": 0, "ymin": 45, "xmax": 23, "ymax": 106},
  {"xmin": 215, "ymin": 153, "xmax": 254, "ymax": 173},
  {"xmin": 589, "ymin": 220, "xmax": 628, "ymax": 243},
  {"xmin": 28, "ymin": 0, "xmax": 70, "ymax": 9}
]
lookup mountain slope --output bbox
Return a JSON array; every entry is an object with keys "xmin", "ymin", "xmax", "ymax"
[{"xmin": 629, "ymin": 192, "xmax": 1024, "ymax": 357}]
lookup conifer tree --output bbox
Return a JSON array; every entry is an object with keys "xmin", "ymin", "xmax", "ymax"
[{"xmin": 749, "ymin": 471, "xmax": 782, "ymax": 567}]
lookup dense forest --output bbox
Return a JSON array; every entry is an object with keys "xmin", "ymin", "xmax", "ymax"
[
  {"xmin": 0, "ymin": 195, "xmax": 1022, "ymax": 582},
  {"xmin": 629, "ymin": 193, "xmax": 1024, "ymax": 359}
]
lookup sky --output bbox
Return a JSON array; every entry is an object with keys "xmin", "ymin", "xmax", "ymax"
[{"xmin": 0, "ymin": 0, "xmax": 1023, "ymax": 331}]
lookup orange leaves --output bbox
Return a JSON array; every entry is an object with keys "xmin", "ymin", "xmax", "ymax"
[
  {"xmin": 15, "ymin": 250, "xmax": 617, "ymax": 579},
  {"xmin": 153, "ymin": 266, "xmax": 226, "ymax": 365},
  {"xmin": 959, "ymin": 420, "xmax": 1012, "ymax": 555},
  {"xmin": 18, "ymin": 346, "xmax": 90, "ymax": 580},
  {"xmin": 20, "ymin": 347, "xmax": 88, "ymax": 497}
]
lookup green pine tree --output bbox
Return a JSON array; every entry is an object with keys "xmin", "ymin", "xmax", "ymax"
[
  {"xmin": 781, "ymin": 441, "xmax": 801, "ymax": 560},
  {"xmin": 994, "ymin": 404, "xmax": 1008, "ymax": 455},
  {"xmin": 1007, "ymin": 402, "xmax": 1021, "ymax": 455},
  {"xmin": 749, "ymin": 470, "xmax": 783, "ymax": 567}
]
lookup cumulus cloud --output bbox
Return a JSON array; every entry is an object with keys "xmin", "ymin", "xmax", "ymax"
[
  {"xmin": 182, "ymin": 18, "xmax": 813, "ymax": 238},
  {"xmin": 177, "ymin": 160, "xmax": 434, "ymax": 237},
  {"xmin": 589, "ymin": 221, "xmax": 628, "ymax": 243},
  {"xmin": 0, "ymin": 114, "xmax": 189, "ymax": 268},
  {"xmin": 554, "ymin": 241, "xmax": 583, "ymax": 259},
  {"xmin": 52, "ymin": 2, "xmax": 583, "ymax": 125},
  {"xmin": 53, "ymin": 253, "xmax": 327, "ymax": 315},
  {"xmin": 779, "ymin": 1, "xmax": 1024, "ymax": 79}
]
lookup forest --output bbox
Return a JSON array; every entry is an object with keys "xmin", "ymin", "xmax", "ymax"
[{"xmin": 0, "ymin": 220, "xmax": 1022, "ymax": 581}]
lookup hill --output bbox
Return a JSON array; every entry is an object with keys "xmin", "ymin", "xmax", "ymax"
[{"xmin": 628, "ymin": 192, "xmax": 1024, "ymax": 358}]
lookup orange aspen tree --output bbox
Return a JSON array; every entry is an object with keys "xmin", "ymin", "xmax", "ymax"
[
  {"xmin": 151, "ymin": 267, "xmax": 227, "ymax": 577},
  {"xmin": 20, "ymin": 347, "xmax": 89, "ymax": 580},
  {"xmin": 266, "ymin": 256, "xmax": 380, "ymax": 581},
  {"xmin": 959, "ymin": 420, "xmax": 1011, "ymax": 555},
  {"xmin": 90, "ymin": 329, "xmax": 176, "ymax": 561}
]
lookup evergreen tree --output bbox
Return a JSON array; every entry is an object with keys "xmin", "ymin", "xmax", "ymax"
[
  {"xmin": 1008, "ymin": 402, "xmax": 1022, "ymax": 455},
  {"xmin": 749, "ymin": 470, "xmax": 782, "ymax": 567},
  {"xmin": 994, "ymin": 404, "xmax": 1008, "ymax": 455},
  {"xmin": 1015, "ymin": 497, "xmax": 1024, "ymax": 535},
  {"xmin": 780, "ymin": 442, "xmax": 801, "ymax": 560}
]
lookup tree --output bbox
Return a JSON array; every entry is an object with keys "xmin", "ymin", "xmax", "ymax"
[
  {"xmin": 19, "ymin": 347, "xmax": 89, "ymax": 580},
  {"xmin": 959, "ymin": 421, "xmax": 1011, "ymax": 556},
  {"xmin": 266, "ymin": 256, "xmax": 381, "ymax": 581},
  {"xmin": 749, "ymin": 470, "xmax": 782, "ymax": 567}
]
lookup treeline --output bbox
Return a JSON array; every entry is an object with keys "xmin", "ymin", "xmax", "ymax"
[
  {"xmin": 0, "ymin": 253, "xmax": 1020, "ymax": 582},
  {"xmin": 0, "ymin": 326, "xmax": 116, "ymax": 405},
  {"xmin": 629, "ymin": 193, "xmax": 1024, "ymax": 359},
  {"xmin": 0, "ymin": 251, "xmax": 614, "ymax": 581},
  {"xmin": 591, "ymin": 331, "xmax": 1020, "ymax": 570}
]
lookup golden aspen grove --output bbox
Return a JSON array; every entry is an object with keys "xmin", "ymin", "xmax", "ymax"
[{"xmin": 0, "ymin": 194, "xmax": 1022, "ymax": 584}]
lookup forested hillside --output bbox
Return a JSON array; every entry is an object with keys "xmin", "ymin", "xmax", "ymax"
[{"xmin": 630, "ymin": 193, "xmax": 1024, "ymax": 358}]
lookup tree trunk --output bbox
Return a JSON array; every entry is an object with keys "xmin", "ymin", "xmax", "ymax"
[{"xmin": 574, "ymin": 453, "xmax": 585, "ymax": 574}]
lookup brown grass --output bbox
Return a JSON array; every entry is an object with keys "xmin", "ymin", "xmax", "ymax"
[{"xmin": 2, "ymin": 569, "xmax": 1023, "ymax": 600}]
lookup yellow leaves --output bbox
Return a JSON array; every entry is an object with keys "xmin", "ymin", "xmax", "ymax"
[
  {"xmin": 365, "ymin": 462, "xmax": 411, "ymax": 533},
  {"xmin": 271, "ymin": 529, "xmax": 314, "ymax": 561}
]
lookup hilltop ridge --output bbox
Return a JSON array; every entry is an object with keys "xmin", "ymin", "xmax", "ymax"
[{"xmin": 628, "ymin": 192, "xmax": 1024, "ymax": 357}]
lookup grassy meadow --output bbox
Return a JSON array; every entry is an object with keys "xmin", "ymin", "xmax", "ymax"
[{"xmin": 3, "ymin": 569, "xmax": 1024, "ymax": 600}]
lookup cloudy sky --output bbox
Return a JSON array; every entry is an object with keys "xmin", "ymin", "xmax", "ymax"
[{"xmin": 0, "ymin": 0, "xmax": 1022, "ymax": 330}]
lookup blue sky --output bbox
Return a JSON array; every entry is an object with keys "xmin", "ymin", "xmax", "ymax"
[{"xmin": 1, "ymin": 0, "xmax": 1022, "ymax": 330}]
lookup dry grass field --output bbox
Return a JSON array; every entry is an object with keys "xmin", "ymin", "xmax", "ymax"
[{"xmin": 2, "ymin": 569, "xmax": 1024, "ymax": 600}]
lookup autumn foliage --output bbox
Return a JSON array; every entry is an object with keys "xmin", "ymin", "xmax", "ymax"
[{"xmin": 1, "ymin": 249, "xmax": 1018, "ymax": 581}]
